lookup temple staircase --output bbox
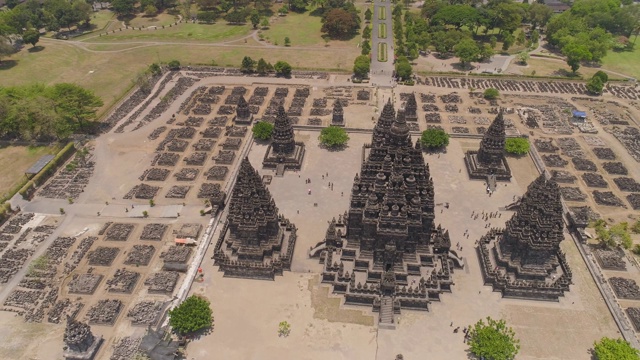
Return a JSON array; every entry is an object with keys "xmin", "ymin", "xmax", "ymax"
[
  {"xmin": 378, "ymin": 296, "xmax": 395, "ymax": 329},
  {"xmin": 275, "ymin": 164, "xmax": 285, "ymax": 177}
]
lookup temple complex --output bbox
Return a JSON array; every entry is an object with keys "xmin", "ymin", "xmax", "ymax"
[
  {"xmin": 233, "ymin": 95, "xmax": 253, "ymax": 125},
  {"xmin": 332, "ymin": 100, "xmax": 345, "ymax": 126},
  {"xmin": 63, "ymin": 317, "xmax": 103, "ymax": 360},
  {"xmin": 309, "ymin": 100, "xmax": 464, "ymax": 328},
  {"xmin": 213, "ymin": 157, "xmax": 297, "ymax": 280},
  {"xmin": 404, "ymin": 93, "xmax": 418, "ymax": 122},
  {"xmin": 464, "ymin": 110, "xmax": 512, "ymax": 181},
  {"xmin": 477, "ymin": 174, "xmax": 572, "ymax": 301},
  {"xmin": 262, "ymin": 105, "xmax": 305, "ymax": 176}
]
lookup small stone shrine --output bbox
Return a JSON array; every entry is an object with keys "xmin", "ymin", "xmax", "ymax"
[
  {"xmin": 477, "ymin": 174, "xmax": 572, "ymax": 301},
  {"xmin": 404, "ymin": 93, "xmax": 418, "ymax": 122},
  {"xmin": 464, "ymin": 110, "xmax": 512, "ymax": 181},
  {"xmin": 331, "ymin": 100, "xmax": 345, "ymax": 126},
  {"xmin": 262, "ymin": 105, "xmax": 305, "ymax": 175},
  {"xmin": 233, "ymin": 95, "xmax": 253, "ymax": 125},
  {"xmin": 63, "ymin": 317, "xmax": 103, "ymax": 360},
  {"xmin": 213, "ymin": 157, "xmax": 297, "ymax": 280},
  {"xmin": 309, "ymin": 100, "xmax": 463, "ymax": 328}
]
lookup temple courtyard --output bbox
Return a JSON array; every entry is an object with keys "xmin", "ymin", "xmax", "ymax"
[{"xmin": 0, "ymin": 72, "xmax": 638, "ymax": 359}]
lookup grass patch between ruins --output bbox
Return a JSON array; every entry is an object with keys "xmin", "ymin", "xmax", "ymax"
[
  {"xmin": 601, "ymin": 46, "xmax": 640, "ymax": 80},
  {"xmin": 0, "ymin": 145, "xmax": 59, "ymax": 199},
  {"xmin": 378, "ymin": 23, "xmax": 386, "ymax": 39},
  {"xmin": 83, "ymin": 22, "xmax": 251, "ymax": 43}
]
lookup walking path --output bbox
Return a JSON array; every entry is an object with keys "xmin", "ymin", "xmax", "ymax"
[{"xmin": 369, "ymin": 0, "xmax": 394, "ymax": 87}]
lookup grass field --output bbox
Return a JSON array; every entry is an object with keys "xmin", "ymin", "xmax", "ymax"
[
  {"xmin": 602, "ymin": 47, "xmax": 640, "ymax": 80},
  {"xmin": 83, "ymin": 22, "xmax": 251, "ymax": 43},
  {"xmin": 378, "ymin": 43, "xmax": 387, "ymax": 62},
  {"xmin": 378, "ymin": 6, "xmax": 386, "ymax": 20},
  {"xmin": 128, "ymin": 12, "xmax": 179, "ymax": 28},
  {"xmin": 378, "ymin": 23, "xmax": 386, "ymax": 39},
  {"xmin": 507, "ymin": 57, "xmax": 626, "ymax": 80},
  {"xmin": 1, "ymin": 38, "xmax": 358, "ymax": 115},
  {"xmin": 262, "ymin": 10, "xmax": 359, "ymax": 48},
  {"xmin": 0, "ymin": 145, "xmax": 59, "ymax": 200}
]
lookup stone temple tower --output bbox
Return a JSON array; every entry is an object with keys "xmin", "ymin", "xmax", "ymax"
[
  {"xmin": 262, "ymin": 105, "xmax": 305, "ymax": 175},
  {"xmin": 464, "ymin": 110, "xmax": 512, "ymax": 181}
]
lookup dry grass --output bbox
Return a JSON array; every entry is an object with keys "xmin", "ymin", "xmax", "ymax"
[
  {"xmin": 0, "ymin": 145, "xmax": 59, "ymax": 198},
  {"xmin": 308, "ymin": 275, "xmax": 374, "ymax": 326}
]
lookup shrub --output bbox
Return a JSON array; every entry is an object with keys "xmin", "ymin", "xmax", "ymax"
[
  {"xmin": 420, "ymin": 128, "xmax": 449, "ymax": 149},
  {"xmin": 319, "ymin": 126, "xmax": 349, "ymax": 148},
  {"xmin": 252, "ymin": 121, "xmax": 274, "ymax": 140},
  {"xmin": 169, "ymin": 295, "xmax": 213, "ymax": 335},
  {"xmin": 483, "ymin": 88, "xmax": 499, "ymax": 100},
  {"xmin": 167, "ymin": 60, "xmax": 181, "ymax": 70},
  {"xmin": 504, "ymin": 138, "xmax": 530, "ymax": 155}
]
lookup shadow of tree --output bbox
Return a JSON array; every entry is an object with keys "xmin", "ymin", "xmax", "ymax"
[
  {"xmin": 28, "ymin": 46, "xmax": 44, "ymax": 53},
  {"xmin": 0, "ymin": 60, "xmax": 18, "ymax": 71}
]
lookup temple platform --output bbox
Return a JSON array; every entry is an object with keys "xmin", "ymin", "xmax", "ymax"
[
  {"xmin": 262, "ymin": 143, "xmax": 306, "ymax": 172},
  {"xmin": 464, "ymin": 151, "xmax": 512, "ymax": 181}
]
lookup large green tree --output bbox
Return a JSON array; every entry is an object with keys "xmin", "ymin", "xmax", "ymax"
[
  {"xmin": 562, "ymin": 41, "xmax": 592, "ymax": 73},
  {"xmin": 168, "ymin": 295, "xmax": 213, "ymax": 335},
  {"xmin": 593, "ymin": 337, "xmax": 640, "ymax": 360},
  {"xmin": 22, "ymin": 28, "xmax": 40, "ymax": 47},
  {"xmin": 274, "ymin": 60, "xmax": 292, "ymax": 77},
  {"xmin": 46, "ymin": 83, "xmax": 103, "ymax": 131},
  {"xmin": 319, "ymin": 126, "xmax": 349, "ymax": 148},
  {"xmin": 467, "ymin": 317, "xmax": 520, "ymax": 360},
  {"xmin": 420, "ymin": 128, "xmax": 449, "ymax": 149},
  {"xmin": 321, "ymin": 8, "xmax": 359, "ymax": 39},
  {"xmin": 395, "ymin": 56, "xmax": 412, "ymax": 81},
  {"xmin": 353, "ymin": 55, "xmax": 370, "ymax": 78},
  {"xmin": 504, "ymin": 137, "xmax": 530, "ymax": 155},
  {"xmin": 454, "ymin": 38, "xmax": 480, "ymax": 68}
]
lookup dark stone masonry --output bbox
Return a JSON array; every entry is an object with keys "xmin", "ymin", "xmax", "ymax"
[
  {"xmin": 464, "ymin": 111, "xmax": 512, "ymax": 181},
  {"xmin": 477, "ymin": 174, "xmax": 572, "ymax": 301},
  {"xmin": 213, "ymin": 158, "xmax": 297, "ymax": 280},
  {"xmin": 310, "ymin": 101, "xmax": 463, "ymax": 327}
]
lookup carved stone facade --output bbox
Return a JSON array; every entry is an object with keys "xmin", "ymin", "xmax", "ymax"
[
  {"xmin": 332, "ymin": 100, "xmax": 345, "ymax": 126},
  {"xmin": 63, "ymin": 317, "xmax": 103, "ymax": 360},
  {"xmin": 404, "ymin": 93, "xmax": 418, "ymax": 122},
  {"xmin": 233, "ymin": 95, "xmax": 253, "ymax": 125},
  {"xmin": 464, "ymin": 111, "xmax": 512, "ymax": 181},
  {"xmin": 477, "ymin": 174, "xmax": 572, "ymax": 301},
  {"xmin": 310, "ymin": 100, "xmax": 463, "ymax": 327},
  {"xmin": 262, "ymin": 106, "xmax": 305, "ymax": 175},
  {"xmin": 213, "ymin": 158, "xmax": 297, "ymax": 280}
]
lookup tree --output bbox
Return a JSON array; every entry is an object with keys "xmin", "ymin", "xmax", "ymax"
[
  {"xmin": 148, "ymin": 63, "xmax": 162, "ymax": 75},
  {"xmin": 284, "ymin": 36, "xmax": 291, "ymax": 46},
  {"xmin": 256, "ymin": 58, "xmax": 269, "ymax": 74},
  {"xmin": 110, "ymin": 0, "xmax": 136, "ymax": 16},
  {"xmin": 364, "ymin": 8, "xmax": 372, "ymax": 21},
  {"xmin": 321, "ymin": 8, "xmax": 359, "ymax": 39},
  {"xmin": 250, "ymin": 10, "xmax": 260, "ymax": 29},
  {"xmin": 362, "ymin": 25, "xmax": 371, "ymax": 39},
  {"xmin": 278, "ymin": 321, "xmax": 291, "ymax": 337},
  {"xmin": 586, "ymin": 76, "xmax": 604, "ymax": 95},
  {"xmin": 225, "ymin": 9, "xmax": 248, "ymax": 24},
  {"xmin": 504, "ymin": 138, "xmax": 530, "ymax": 155},
  {"xmin": 593, "ymin": 70, "xmax": 609, "ymax": 84},
  {"xmin": 395, "ymin": 56, "xmax": 412, "ymax": 81},
  {"xmin": 260, "ymin": 18, "xmax": 270, "ymax": 29},
  {"xmin": 252, "ymin": 121, "xmax": 274, "ymax": 140},
  {"xmin": 22, "ymin": 29, "xmax": 40, "ymax": 47},
  {"xmin": 361, "ymin": 40, "xmax": 371, "ymax": 55},
  {"xmin": 241, "ymin": 56, "xmax": 255, "ymax": 73},
  {"xmin": 502, "ymin": 33, "xmax": 514, "ymax": 51},
  {"xmin": 516, "ymin": 51, "xmax": 529, "ymax": 65},
  {"xmin": 468, "ymin": 317, "xmax": 520, "ymax": 360},
  {"xmin": 168, "ymin": 295, "xmax": 213, "ymax": 335},
  {"xmin": 144, "ymin": 4, "xmax": 158, "ymax": 16},
  {"xmin": 489, "ymin": 36, "xmax": 497, "ymax": 49},
  {"xmin": 478, "ymin": 44, "xmax": 495, "ymax": 62},
  {"xmin": 528, "ymin": 3, "xmax": 553, "ymax": 30},
  {"xmin": 198, "ymin": 11, "xmax": 217, "ymax": 24},
  {"xmin": 167, "ymin": 60, "xmax": 181, "ymax": 70},
  {"xmin": 46, "ymin": 83, "xmax": 103, "ymax": 131},
  {"xmin": 353, "ymin": 55, "xmax": 370, "ymax": 78},
  {"xmin": 454, "ymin": 38, "xmax": 480, "ymax": 68},
  {"xmin": 593, "ymin": 337, "xmax": 640, "ymax": 360},
  {"xmin": 632, "ymin": 220, "xmax": 640, "ymax": 234},
  {"xmin": 432, "ymin": 4, "xmax": 479, "ymax": 30},
  {"xmin": 483, "ymin": 88, "xmax": 499, "ymax": 100},
  {"xmin": 562, "ymin": 42, "xmax": 592, "ymax": 73},
  {"xmin": 420, "ymin": 128, "xmax": 449, "ymax": 149},
  {"xmin": 319, "ymin": 126, "xmax": 349, "ymax": 148},
  {"xmin": 274, "ymin": 60, "xmax": 292, "ymax": 77}
]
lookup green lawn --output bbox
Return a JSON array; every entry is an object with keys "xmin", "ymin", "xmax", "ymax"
[
  {"xmin": 378, "ymin": 42, "xmax": 387, "ymax": 62},
  {"xmin": 378, "ymin": 6, "xmax": 386, "ymax": 20},
  {"xmin": 89, "ymin": 10, "xmax": 116, "ymax": 32},
  {"xmin": 84, "ymin": 22, "xmax": 251, "ymax": 43},
  {"xmin": 378, "ymin": 23, "xmax": 386, "ymax": 39},
  {"xmin": 0, "ymin": 145, "xmax": 59, "ymax": 200},
  {"xmin": 262, "ymin": 11, "xmax": 324, "ymax": 46},
  {"xmin": 128, "ymin": 12, "xmax": 179, "ymax": 28},
  {"xmin": 602, "ymin": 46, "xmax": 640, "ymax": 80}
]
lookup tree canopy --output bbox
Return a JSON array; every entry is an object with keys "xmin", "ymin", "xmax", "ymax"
[
  {"xmin": 0, "ymin": 83, "xmax": 103, "ymax": 141},
  {"xmin": 321, "ymin": 8, "xmax": 359, "ymax": 39},
  {"xmin": 468, "ymin": 317, "xmax": 520, "ymax": 360},
  {"xmin": 353, "ymin": 55, "xmax": 370, "ymax": 78},
  {"xmin": 395, "ymin": 56, "xmax": 412, "ymax": 81},
  {"xmin": 168, "ymin": 295, "xmax": 213, "ymax": 335},
  {"xmin": 483, "ymin": 88, "xmax": 499, "ymax": 100},
  {"xmin": 420, "ymin": 128, "xmax": 449, "ymax": 149},
  {"xmin": 593, "ymin": 337, "xmax": 640, "ymax": 360},
  {"xmin": 252, "ymin": 121, "xmax": 273, "ymax": 140},
  {"xmin": 274, "ymin": 61, "xmax": 292, "ymax": 77},
  {"xmin": 504, "ymin": 137, "xmax": 530, "ymax": 155},
  {"xmin": 319, "ymin": 126, "xmax": 349, "ymax": 148},
  {"xmin": 454, "ymin": 38, "xmax": 480, "ymax": 67}
]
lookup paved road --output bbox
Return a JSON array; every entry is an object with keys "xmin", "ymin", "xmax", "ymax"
[{"xmin": 370, "ymin": 0, "xmax": 394, "ymax": 87}]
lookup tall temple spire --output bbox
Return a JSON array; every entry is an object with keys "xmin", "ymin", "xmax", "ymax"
[
  {"xmin": 214, "ymin": 157, "xmax": 297, "ymax": 279},
  {"xmin": 271, "ymin": 106, "xmax": 295, "ymax": 154},
  {"xmin": 476, "ymin": 174, "xmax": 571, "ymax": 301},
  {"xmin": 404, "ymin": 92, "xmax": 418, "ymax": 122},
  {"xmin": 234, "ymin": 95, "xmax": 253, "ymax": 124},
  {"xmin": 464, "ymin": 110, "xmax": 512, "ymax": 181},
  {"xmin": 477, "ymin": 110, "xmax": 506, "ymax": 166},
  {"xmin": 332, "ymin": 100, "xmax": 344, "ymax": 126}
]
